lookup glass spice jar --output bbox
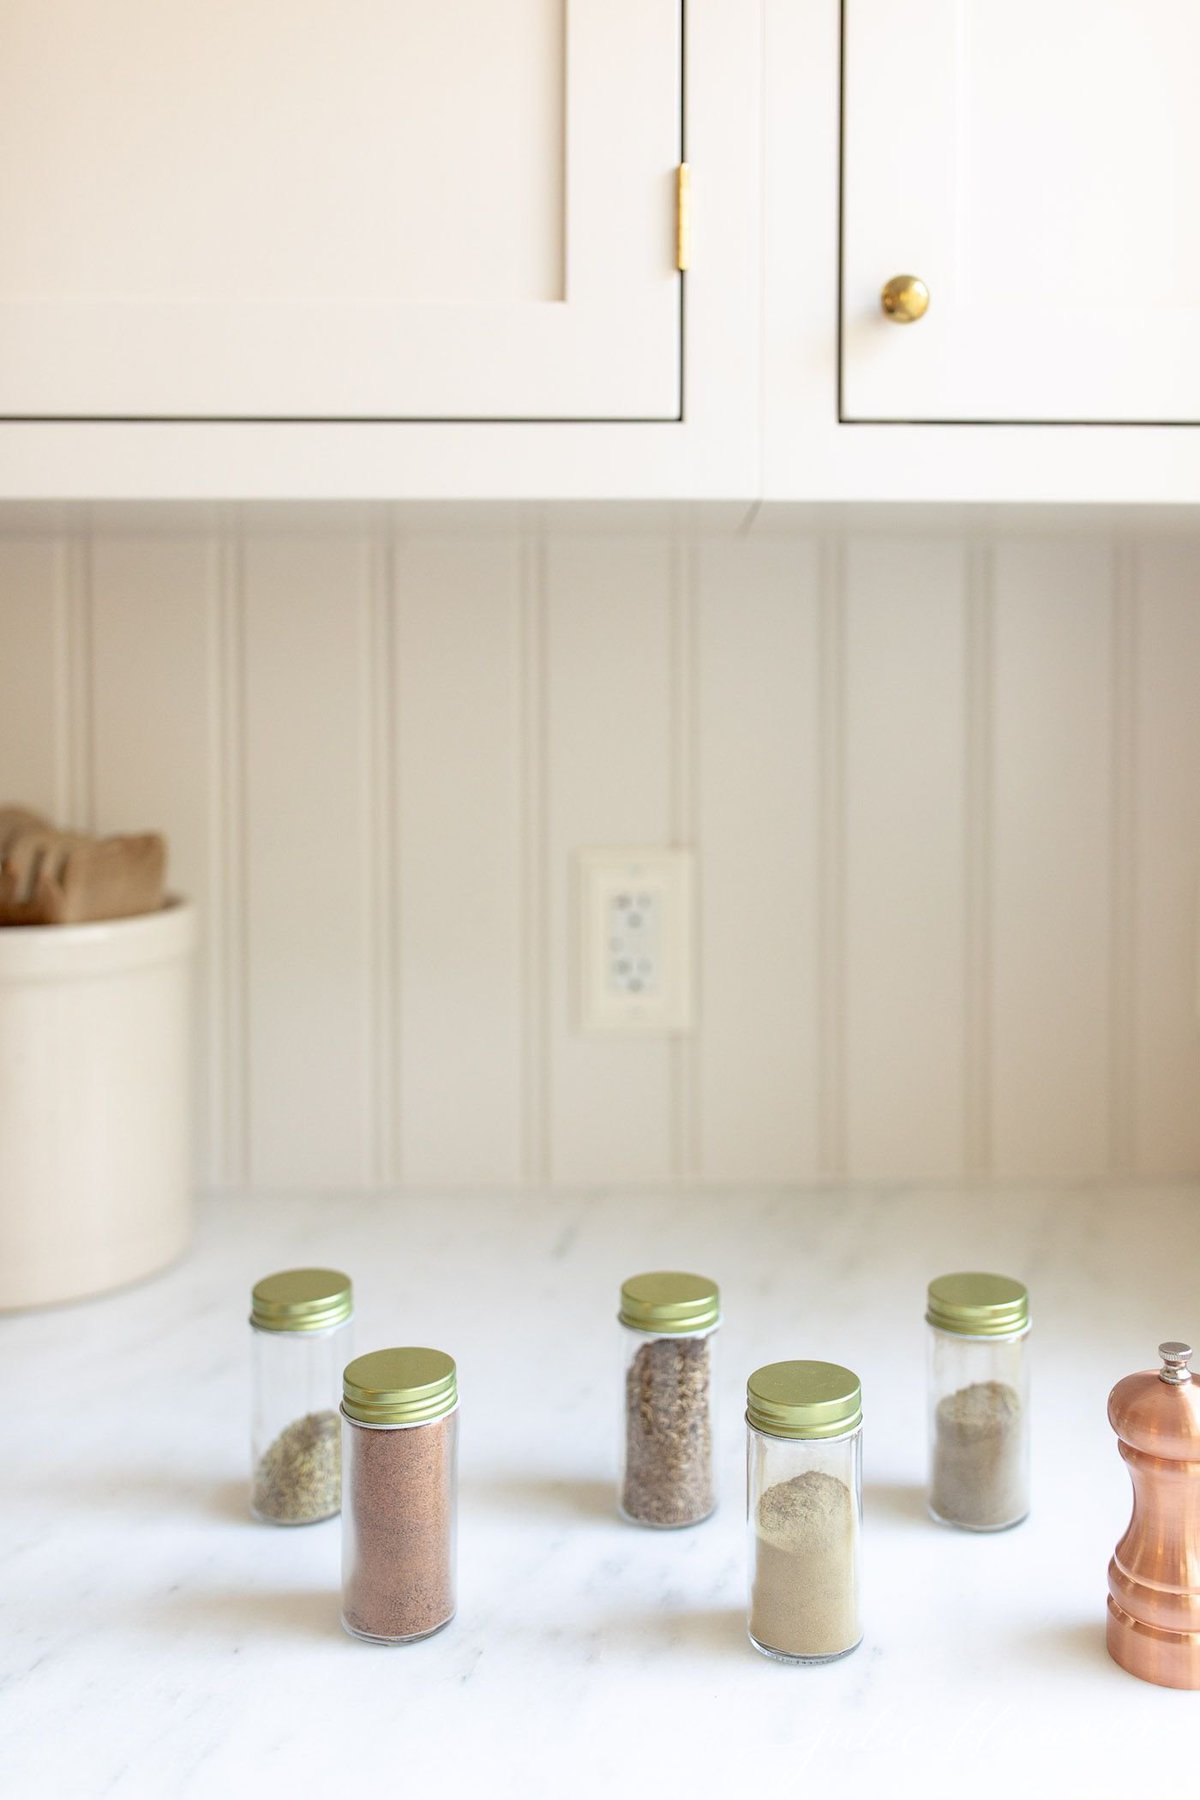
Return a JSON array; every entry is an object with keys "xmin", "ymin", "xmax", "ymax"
[
  {"xmin": 619, "ymin": 1270, "xmax": 720, "ymax": 1528},
  {"xmin": 926, "ymin": 1271, "xmax": 1030, "ymax": 1531},
  {"xmin": 341, "ymin": 1347, "xmax": 459, "ymax": 1645},
  {"xmin": 746, "ymin": 1360, "xmax": 863, "ymax": 1663},
  {"xmin": 249, "ymin": 1267, "xmax": 352, "ymax": 1525}
]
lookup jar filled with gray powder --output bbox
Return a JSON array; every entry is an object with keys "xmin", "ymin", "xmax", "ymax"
[
  {"xmin": 926, "ymin": 1271, "xmax": 1030, "ymax": 1531},
  {"xmin": 746, "ymin": 1360, "xmax": 863, "ymax": 1663}
]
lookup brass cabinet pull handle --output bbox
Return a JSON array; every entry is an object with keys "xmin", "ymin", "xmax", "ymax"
[{"xmin": 880, "ymin": 275, "xmax": 930, "ymax": 323}]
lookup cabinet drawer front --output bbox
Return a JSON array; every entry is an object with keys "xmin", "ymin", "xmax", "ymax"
[
  {"xmin": 0, "ymin": 1, "xmax": 681, "ymax": 420},
  {"xmin": 841, "ymin": 0, "xmax": 1200, "ymax": 423}
]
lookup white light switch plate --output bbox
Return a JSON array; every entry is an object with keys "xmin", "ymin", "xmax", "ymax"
[{"xmin": 575, "ymin": 847, "xmax": 695, "ymax": 1033}]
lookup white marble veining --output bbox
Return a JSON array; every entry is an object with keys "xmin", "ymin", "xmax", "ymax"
[{"xmin": 4, "ymin": 1186, "xmax": 1200, "ymax": 1798}]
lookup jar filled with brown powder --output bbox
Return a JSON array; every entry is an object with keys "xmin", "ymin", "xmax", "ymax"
[
  {"xmin": 746, "ymin": 1360, "xmax": 863, "ymax": 1663},
  {"xmin": 249, "ymin": 1268, "xmax": 353, "ymax": 1525},
  {"xmin": 340, "ymin": 1347, "xmax": 458, "ymax": 1644},
  {"xmin": 619, "ymin": 1271, "xmax": 720, "ymax": 1528},
  {"xmin": 926, "ymin": 1271, "xmax": 1030, "ymax": 1531}
]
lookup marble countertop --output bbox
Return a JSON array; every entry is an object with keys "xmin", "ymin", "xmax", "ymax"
[{"xmin": 4, "ymin": 1184, "xmax": 1200, "ymax": 1798}]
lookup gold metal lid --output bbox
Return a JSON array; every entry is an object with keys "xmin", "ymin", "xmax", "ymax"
[
  {"xmin": 342, "ymin": 1347, "xmax": 458, "ymax": 1426},
  {"xmin": 926, "ymin": 1271, "xmax": 1029, "ymax": 1338},
  {"xmin": 619, "ymin": 1270, "xmax": 720, "ymax": 1335},
  {"xmin": 250, "ymin": 1267, "xmax": 352, "ymax": 1333},
  {"xmin": 746, "ymin": 1360, "xmax": 862, "ymax": 1439}
]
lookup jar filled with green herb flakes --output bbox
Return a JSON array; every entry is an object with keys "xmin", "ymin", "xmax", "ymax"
[
  {"xmin": 619, "ymin": 1271, "xmax": 720, "ymax": 1527},
  {"xmin": 250, "ymin": 1268, "xmax": 352, "ymax": 1525}
]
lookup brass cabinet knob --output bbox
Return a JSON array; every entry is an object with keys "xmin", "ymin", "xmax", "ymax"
[{"xmin": 880, "ymin": 275, "xmax": 930, "ymax": 323}]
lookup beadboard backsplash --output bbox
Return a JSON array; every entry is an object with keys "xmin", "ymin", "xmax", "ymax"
[{"xmin": 2, "ymin": 507, "xmax": 1197, "ymax": 1189}]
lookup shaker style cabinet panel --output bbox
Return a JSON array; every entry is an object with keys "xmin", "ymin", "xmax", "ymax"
[
  {"xmin": 841, "ymin": 0, "xmax": 1200, "ymax": 423},
  {"xmin": 0, "ymin": 1, "xmax": 681, "ymax": 420}
]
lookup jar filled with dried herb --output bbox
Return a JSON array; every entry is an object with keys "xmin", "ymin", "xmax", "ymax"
[
  {"xmin": 341, "ymin": 1347, "xmax": 458, "ymax": 1644},
  {"xmin": 619, "ymin": 1270, "xmax": 720, "ymax": 1528},
  {"xmin": 927, "ymin": 1271, "xmax": 1030, "ymax": 1531},
  {"xmin": 746, "ymin": 1360, "xmax": 863, "ymax": 1663},
  {"xmin": 250, "ymin": 1267, "xmax": 353, "ymax": 1525}
]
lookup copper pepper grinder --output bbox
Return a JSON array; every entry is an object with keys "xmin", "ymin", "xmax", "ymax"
[{"xmin": 1107, "ymin": 1341, "xmax": 1200, "ymax": 1689}]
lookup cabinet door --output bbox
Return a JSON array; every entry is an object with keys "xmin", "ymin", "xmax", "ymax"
[
  {"xmin": 841, "ymin": 0, "xmax": 1200, "ymax": 423},
  {"xmin": 0, "ymin": 1, "xmax": 680, "ymax": 421}
]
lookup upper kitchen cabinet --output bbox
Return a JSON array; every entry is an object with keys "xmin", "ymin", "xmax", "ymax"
[
  {"xmin": 764, "ymin": 2, "xmax": 1200, "ymax": 502},
  {"xmin": 841, "ymin": 0, "xmax": 1200, "ymax": 423},
  {"xmin": 0, "ymin": 0, "xmax": 679, "ymax": 421},
  {"xmin": 0, "ymin": 2, "xmax": 760, "ymax": 497}
]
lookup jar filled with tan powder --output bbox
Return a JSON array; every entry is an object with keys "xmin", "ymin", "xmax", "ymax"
[
  {"xmin": 250, "ymin": 1268, "xmax": 352, "ymax": 1525},
  {"xmin": 746, "ymin": 1360, "xmax": 863, "ymax": 1663},
  {"xmin": 926, "ymin": 1271, "xmax": 1030, "ymax": 1531},
  {"xmin": 619, "ymin": 1270, "xmax": 720, "ymax": 1528},
  {"xmin": 340, "ymin": 1347, "xmax": 458, "ymax": 1644}
]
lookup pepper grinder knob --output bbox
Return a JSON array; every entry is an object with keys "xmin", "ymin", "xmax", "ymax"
[{"xmin": 1159, "ymin": 1342, "xmax": 1193, "ymax": 1385}]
